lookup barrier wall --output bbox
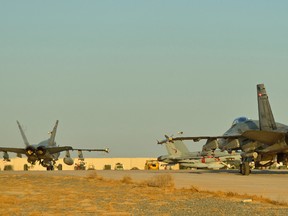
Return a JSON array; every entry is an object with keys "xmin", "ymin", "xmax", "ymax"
[{"xmin": 0, "ymin": 158, "xmax": 177, "ymax": 171}]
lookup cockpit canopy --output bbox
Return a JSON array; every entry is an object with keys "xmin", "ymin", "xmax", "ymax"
[{"xmin": 232, "ymin": 116, "xmax": 249, "ymax": 126}]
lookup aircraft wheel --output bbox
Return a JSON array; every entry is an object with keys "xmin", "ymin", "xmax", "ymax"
[
  {"xmin": 239, "ymin": 164, "xmax": 243, "ymax": 174},
  {"xmin": 57, "ymin": 164, "xmax": 63, "ymax": 171},
  {"xmin": 24, "ymin": 164, "xmax": 29, "ymax": 171},
  {"xmin": 47, "ymin": 165, "xmax": 54, "ymax": 171},
  {"xmin": 242, "ymin": 162, "xmax": 250, "ymax": 175}
]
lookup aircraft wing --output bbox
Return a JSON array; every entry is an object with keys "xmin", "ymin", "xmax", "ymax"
[
  {"xmin": 72, "ymin": 148, "xmax": 109, "ymax": 153},
  {"xmin": 0, "ymin": 147, "xmax": 26, "ymax": 154},
  {"xmin": 158, "ymin": 130, "xmax": 286, "ymax": 146},
  {"xmin": 0, "ymin": 146, "xmax": 73, "ymax": 155},
  {"xmin": 157, "ymin": 135, "xmax": 241, "ymax": 144},
  {"xmin": 46, "ymin": 146, "xmax": 73, "ymax": 154},
  {"xmin": 241, "ymin": 130, "xmax": 286, "ymax": 145}
]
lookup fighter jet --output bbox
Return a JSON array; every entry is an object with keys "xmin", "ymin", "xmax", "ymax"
[
  {"xmin": 158, "ymin": 84, "xmax": 288, "ymax": 175},
  {"xmin": 0, "ymin": 120, "xmax": 109, "ymax": 170},
  {"xmin": 157, "ymin": 140, "xmax": 241, "ymax": 169}
]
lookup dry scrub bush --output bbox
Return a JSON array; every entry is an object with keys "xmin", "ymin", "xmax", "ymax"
[
  {"xmin": 146, "ymin": 174, "xmax": 175, "ymax": 189},
  {"xmin": 86, "ymin": 171, "xmax": 103, "ymax": 181},
  {"xmin": 121, "ymin": 175, "xmax": 133, "ymax": 184},
  {"xmin": 189, "ymin": 185, "xmax": 200, "ymax": 193}
]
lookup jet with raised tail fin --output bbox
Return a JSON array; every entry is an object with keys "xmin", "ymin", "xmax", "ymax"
[
  {"xmin": 0, "ymin": 120, "xmax": 109, "ymax": 170},
  {"xmin": 158, "ymin": 84, "xmax": 288, "ymax": 175}
]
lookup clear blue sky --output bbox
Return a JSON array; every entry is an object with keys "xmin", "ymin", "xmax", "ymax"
[{"xmin": 0, "ymin": 1, "xmax": 287, "ymax": 158}]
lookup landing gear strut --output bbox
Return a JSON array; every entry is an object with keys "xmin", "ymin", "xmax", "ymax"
[{"xmin": 40, "ymin": 160, "xmax": 55, "ymax": 171}]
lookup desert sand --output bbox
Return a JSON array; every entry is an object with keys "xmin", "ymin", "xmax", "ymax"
[{"xmin": 1, "ymin": 170, "xmax": 288, "ymax": 215}]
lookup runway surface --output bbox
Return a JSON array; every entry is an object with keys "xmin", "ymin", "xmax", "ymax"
[{"xmin": 1, "ymin": 169, "xmax": 288, "ymax": 203}]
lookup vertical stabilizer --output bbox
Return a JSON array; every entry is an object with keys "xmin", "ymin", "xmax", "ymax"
[
  {"xmin": 48, "ymin": 120, "xmax": 59, "ymax": 146},
  {"xmin": 165, "ymin": 142, "xmax": 180, "ymax": 156},
  {"xmin": 165, "ymin": 140, "xmax": 189, "ymax": 156},
  {"xmin": 257, "ymin": 84, "xmax": 277, "ymax": 131},
  {"xmin": 17, "ymin": 121, "xmax": 30, "ymax": 147}
]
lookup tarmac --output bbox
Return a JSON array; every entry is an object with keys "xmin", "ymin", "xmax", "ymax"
[{"xmin": 2, "ymin": 169, "xmax": 287, "ymax": 203}]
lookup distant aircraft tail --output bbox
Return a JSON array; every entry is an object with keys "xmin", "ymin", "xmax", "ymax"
[
  {"xmin": 17, "ymin": 121, "xmax": 30, "ymax": 147},
  {"xmin": 48, "ymin": 120, "xmax": 59, "ymax": 146},
  {"xmin": 165, "ymin": 140, "xmax": 190, "ymax": 157},
  {"xmin": 257, "ymin": 84, "xmax": 277, "ymax": 131}
]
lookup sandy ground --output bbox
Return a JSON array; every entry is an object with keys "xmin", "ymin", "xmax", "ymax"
[
  {"xmin": 42, "ymin": 169, "xmax": 288, "ymax": 203},
  {"xmin": 1, "ymin": 170, "xmax": 288, "ymax": 215},
  {"xmin": 96, "ymin": 169, "xmax": 288, "ymax": 203}
]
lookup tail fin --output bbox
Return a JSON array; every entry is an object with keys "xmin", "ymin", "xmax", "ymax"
[
  {"xmin": 257, "ymin": 84, "xmax": 277, "ymax": 131},
  {"xmin": 17, "ymin": 121, "xmax": 30, "ymax": 147},
  {"xmin": 165, "ymin": 140, "xmax": 190, "ymax": 156},
  {"xmin": 48, "ymin": 120, "xmax": 59, "ymax": 146}
]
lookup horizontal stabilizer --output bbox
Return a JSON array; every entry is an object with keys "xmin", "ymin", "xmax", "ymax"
[{"xmin": 242, "ymin": 130, "xmax": 285, "ymax": 145}]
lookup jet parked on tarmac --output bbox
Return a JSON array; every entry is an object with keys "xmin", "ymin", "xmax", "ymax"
[
  {"xmin": 158, "ymin": 84, "xmax": 288, "ymax": 175},
  {"xmin": 0, "ymin": 120, "xmax": 109, "ymax": 170},
  {"xmin": 157, "ymin": 140, "xmax": 241, "ymax": 169}
]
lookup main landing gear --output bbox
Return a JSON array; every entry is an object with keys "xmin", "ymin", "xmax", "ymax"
[
  {"xmin": 240, "ymin": 158, "xmax": 252, "ymax": 175},
  {"xmin": 46, "ymin": 165, "xmax": 54, "ymax": 171},
  {"xmin": 46, "ymin": 164, "xmax": 63, "ymax": 171}
]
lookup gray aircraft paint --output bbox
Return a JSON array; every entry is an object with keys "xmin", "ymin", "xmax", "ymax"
[
  {"xmin": 0, "ymin": 121, "xmax": 109, "ymax": 170},
  {"xmin": 158, "ymin": 140, "xmax": 240, "ymax": 169},
  {"xmin": 158, "ymin": 84, "xmax": 288, "ymax": 175}
]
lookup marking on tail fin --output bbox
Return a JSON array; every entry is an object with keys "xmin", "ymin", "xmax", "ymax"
[
  {"xmin": 173, "ymin": 140, "xmax": 190, "ymax": 155},
  {"xmin": 171, "ymin": 147, "xmax": 178, "ymax": 154},
  {"xmin": 48, "ymin": 120, "xmax": 59, "ymax": 146},
  {"xmin": 165, "ymin": 140, "xmax": 189, "ymax": 156},
  {"xmin": 165, "ymin": 142, "xmax": 181, "ymax": 156},
  {"xmin": 257, "ymin": 84, "xmax": 277, "ymax": 131}
]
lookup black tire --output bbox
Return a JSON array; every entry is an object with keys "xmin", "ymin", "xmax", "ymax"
[
  {"xmin": 242, "ymin": 162, "xmax": 250, "ymax": 175},
  {"xmin": 57, "ymin": 164, "xmax": 63, "ymax": 171},
  {"xmin": 47, "ymin": 165, "xmax": 54, "ymax": 171}
]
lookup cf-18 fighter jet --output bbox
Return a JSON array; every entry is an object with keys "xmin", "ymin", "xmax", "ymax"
[
  {"xmin": 0, "ymin": 120, "xmax": 109, "ymax": 170},
  {"xmin": 157, "ymin": 140, "xmax": 241, "ymax": 169},
  {"xmin": 158, "ymin": 84, "xmax": 288, "ymax": 175}
]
